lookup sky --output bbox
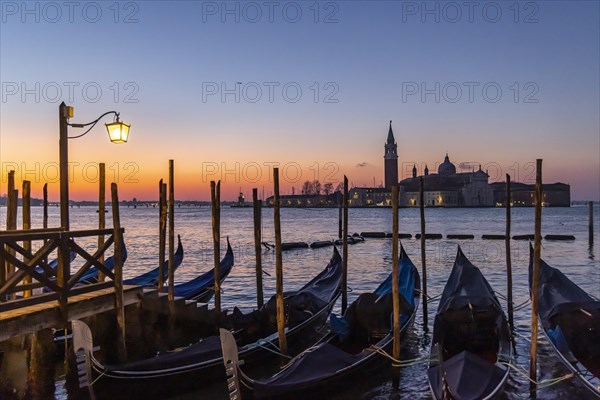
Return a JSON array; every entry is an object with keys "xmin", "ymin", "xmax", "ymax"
[{"xmin": 0, "ymin": 1, "xmax": 598, "ymax": 201}]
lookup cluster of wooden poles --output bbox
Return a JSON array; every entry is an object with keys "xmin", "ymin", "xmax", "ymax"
[
  {"xmin": 2, "ymin": 163, "xmax": 129, "ymax": 361},
  {"xmin": 389, "ymin": 159, "xmax": 594, "ymax": 394},
  {"xmin": 3, "ymin": 170, "xmax": 38, "ymax": 298},
  {"xmin": 265, "ymin": 159, "xmax": 594, "ymax": 395},
  {"xmin": 3, "ymin": 157, "xmax": 596, "ymax": 396}
]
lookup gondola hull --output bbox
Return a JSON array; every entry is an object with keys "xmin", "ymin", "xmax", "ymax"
[
  {"xmin": 530, "ymin": 252, "xmax": 600, "ymax": 397},
  {"xmin": 239, "ymin": 308, "xmax": 418, "ymax": 400},
  {"xmin": 225, "ymin": 246, "xmax": 420, "ymax": 400},
  {"xmin": 427, "ymin": 247, "xmax": 512, "ymax": 400},
  {"xmin": 73, "ymin": 247, "xmax": 343, "ymax": 399},
  {"xmin": 84, "ymin": 294, "xmax": 339, "ymax": 400}
]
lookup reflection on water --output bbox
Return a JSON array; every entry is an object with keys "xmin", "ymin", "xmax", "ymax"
[{"xmin": 2, "ymin": 205, "xmax": 598, "ymax": 399}]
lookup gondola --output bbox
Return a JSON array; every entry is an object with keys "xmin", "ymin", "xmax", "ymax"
[
  {"xmin": 427, "ymin": 246, "xmax": 512, "ymax": 400},
  {"xmin": 78, "ymin": 239, "xmax": 128, "ymax": 284},
  {"xmin": 529, "ymin": 249, "xmax": 600, "ymax": 397},
  {"xmin": 219, "ymin": 245, "xmax": 419, "ymax": 399},
  {"xmin": 124, "ymin": 235, "xmax": 184, "ymax": 287},
  {"xmin": 167, "ymin": 237, "xmax": 234, "ymax": 302},
  {"xmin": 43, "ymin": 243, "xmax": 126, "ymax": 292},
  {"xmin": 72, "ymin": 246, "xmax": 342, "ymax": 399},
  {"xmin": 34, "ymin": 251, "xmax": 77, "ymax": 275}
]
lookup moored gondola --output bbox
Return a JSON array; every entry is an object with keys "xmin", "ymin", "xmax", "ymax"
[
  {"xmin": 72, "ymin": 246, "xmax": 343, "ymax": 399},
  {"xmin": 78, "ymin": 238, "xmax": 128, "ymax": 284},
  {"xmin": 529, "ymin": 249, "xmax": 600, "ymax": 397},
  {"xmin": 124, "ymin": 235, "xmax": 184, "ymax": 287},
  {"xmin": 427, "ymin": 246, "xmax": 512, "ymax": 400},
  {"xmin": 219, "ymin": 245, "xmax": 420, "ymax": 399},
  {"xmin": 167, "ymin": 237, "xmax": 234, "ymax": 302}
]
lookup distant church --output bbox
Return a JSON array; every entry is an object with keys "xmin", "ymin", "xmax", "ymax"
[
  {"xmin": 384, "ymin": 121, "xmax": 398, "ymax": 189},
  {"xmin": 347, "ymin": 121, "xmax": 570, "ymax": 207},
  {"xmin": 399, "ymin": 154, "xmax": 493, "ymax": 206}
]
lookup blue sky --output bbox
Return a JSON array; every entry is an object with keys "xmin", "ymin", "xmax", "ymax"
[{"xmin": 1, "ymin": 1, "xmax": 598, "ymax": 200}]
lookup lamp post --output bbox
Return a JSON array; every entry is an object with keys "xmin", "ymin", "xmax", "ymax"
[
  {"xmin": 58, "ymin": 102, "xmax": 131, "ymax": 230},
  {"xmin": 57, "ymin": 102, "xmax": 130, "ymax": 310}
]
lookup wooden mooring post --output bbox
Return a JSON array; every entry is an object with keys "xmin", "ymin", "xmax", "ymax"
[
  {"xmin": 43, "ymin": 183, "xmax": 48, "ymax": 229},
  {"xmin": 419, "ymin": 177, "xmax": 428, "ymax": 332},
  {"xmin": 341, "ymin": 176, "xmax": 349, "ymax": 314},
  {"xmin": 28, "ymin": 328, "xmax": 56, "ymax": 399},
  {"xmin": 168, "ymin": 160, "xmax": 175, "ymax": 303},
  {"xmin": 253, "ymin": 188, "xmax": 264, "ymax": 308},
  {"xmin": 98, "ymin": 163, "xmax": 106, "ymax": 282},
  {"xmin": 5, "ymin": 171, "xmax": 18, "ymax": 301},
  {"xmin": 273, "ymin": 167, "xmax": 288, "ymax": 363},
  {"xmin": 338, "ymin": 198, "xmax": 343, "ymax": 239},
  {"xmin": 22, "ymin": 180, "xmax": 32, "ymax": 298},
  {"xmin": 158, "ymin": 180, "xmax": 167, "ymax": 291},
  {"xmin": 529, "ymin": 159, "xmax": 543, "ymax": 396},
  {"xmin": 391, "ymin": 185, "xmax": 401, "ymax": 389},
  {"xmin": 589, "ymin": 201, "xmax": 594, "ymax": 247},
  {"xmin": 111, "ymin": 183, "xmax": 127, "ymax": 363},
  {"xmin": 211, "ymin": 180, "xmax": 221, "ymax": 313},
  {"xmin": 43, "ymin": 183, "xmax": 48, "ymax": 266},
  {"xmin": 505, "ymin": 174, "xmax": 514, "ymax": 330}
]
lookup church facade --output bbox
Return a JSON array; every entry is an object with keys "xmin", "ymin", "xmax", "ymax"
[
  {"xmin": 348, "ymin": 122, "xmax": 570, "ymax": 207},
  {"xmin": 399, "ymin": 154, "xmax": 495, "ymax": 206}
]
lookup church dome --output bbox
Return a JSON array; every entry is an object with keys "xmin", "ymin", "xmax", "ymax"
[{"xmin": 438, "ymin": 153, "xmax": 456, "ymax": 176}]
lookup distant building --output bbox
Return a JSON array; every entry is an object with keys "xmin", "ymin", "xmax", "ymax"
[
  {"xmin": 399, "ymin": 154, "xmax": 494, "ymax": 206},
  {"xmin": 384, "ymin": 121, "xmax": 398, "ymax": 189},
  {"xmin": 490, "ymin": 182, "xmax": 570, "ymax": 207},
  {"xmin": 349, "ymin": 187, "xmax": 392, "ymax": 206},
  {"xmin": 265, "ymin": 193, "xmax": 341, "ymax": 207},
  {"xmin": 346, "ymin": 122, "xmax": 571, "ymax": 207}
]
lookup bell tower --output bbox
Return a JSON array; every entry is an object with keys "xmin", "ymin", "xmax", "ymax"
[{"xmin": 384, "ymin": 120, "xmax": 398, "ymax": 189}]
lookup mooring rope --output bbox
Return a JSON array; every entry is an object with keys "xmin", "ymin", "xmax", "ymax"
[
  {"xmin": 367, "ymin": 345, "xmax": 430, "ymax": 367},
  {"xmin": 256, "ymin": 339, "xmax": 292, "ymax": 359},
  {"xmin": 495, "ymin": 291, "xmax": 509, "ymax": 301},
  {"xmin": 493, "ymin": 292, "xmax": 530, "ymax": 312},
  {"xmin": 513, "ymin": 299, "xmax": 531, "ymax": 312},
  {"xmin": 500, "ymin": 362, "xmax": 574, "ymax": 388},
  {"xmin": 425, "ymin": 292, "xmax": 442, "ymax": 304},
  {"xmin": 89, "ymin": 370, "xmax": 107, "ymax": 386}
]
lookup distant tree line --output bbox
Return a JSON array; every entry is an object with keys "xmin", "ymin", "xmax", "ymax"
[{"xmin": 300, "ymin": 180, "xmax": 344, "ymax": 195}]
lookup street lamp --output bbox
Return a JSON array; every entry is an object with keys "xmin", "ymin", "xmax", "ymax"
[
  {"xmin": 59, "ymin": 102, "xmax": 131, "ymax": 230},
  {"xmin": 68, "ymin": 109, "xmax": 131, "ymax": 144}
]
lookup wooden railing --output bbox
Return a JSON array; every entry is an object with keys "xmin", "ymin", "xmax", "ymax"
[{"xmin": 0, "ymin": 228, "xmax": 125, "ymax": 313}]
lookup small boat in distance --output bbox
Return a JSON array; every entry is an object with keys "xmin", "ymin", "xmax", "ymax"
[
  {"xmin": 529, "ymin": 249, "xmax": 600, "ymax": 397},
  {"xmin": 427, "ymin": 247, "xmax": 512, "ymax": 400},
  {"xmin": 219, "ymin": 245, "xmax": 420, "ymax": 399}
]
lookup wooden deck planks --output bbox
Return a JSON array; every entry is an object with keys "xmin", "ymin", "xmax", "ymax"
[{"xmin": 0, "ymin": 285, "xmax": 142, "ymax": 342}]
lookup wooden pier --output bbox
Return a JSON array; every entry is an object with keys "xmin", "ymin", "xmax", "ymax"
[
  {"xmin": 0, "ymin": 226, "xmax": 139, "ymax": 398},
  {"xmin": 0, "ymin": 284, "xmax": 142, "ymax": 342}
]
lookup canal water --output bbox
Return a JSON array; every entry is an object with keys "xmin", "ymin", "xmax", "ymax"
[{"xmin": 6, "ymin": 205, "xmax": 599, "ymax": 399}]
